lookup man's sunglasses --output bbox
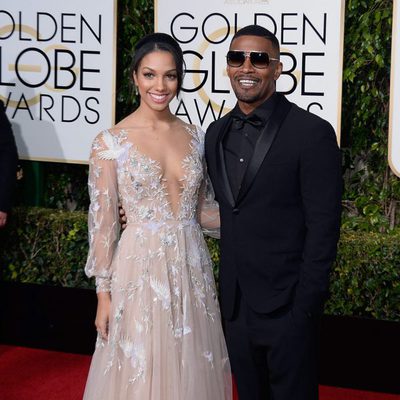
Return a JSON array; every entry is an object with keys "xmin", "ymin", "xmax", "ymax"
[{"xmin": 226, "ymin": 50, "xmax": 279, "ymax": 69}]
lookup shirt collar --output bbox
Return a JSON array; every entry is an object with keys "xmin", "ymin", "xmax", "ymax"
[{"xmin": 231, "ymin": 92, "xmax": 278, "ymax": 125}]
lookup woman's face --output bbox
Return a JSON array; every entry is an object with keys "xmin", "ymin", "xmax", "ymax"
[{"xmin": 134, "ymin": 50, "xmax": 178, "ymax": 112}]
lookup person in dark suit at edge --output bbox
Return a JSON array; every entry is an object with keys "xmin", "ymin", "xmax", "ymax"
[
  {"xmin": 205, "ymin": 25, "xmax": 342, "ymax": 400},
  {"xmin": 0, "ymin": 100, "xmax": 18, "ymax": 228}
]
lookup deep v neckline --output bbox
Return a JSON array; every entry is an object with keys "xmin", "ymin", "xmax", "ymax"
[{"xmin": 122, "ymin": 125, "xmax": 199, "ymax": 219}]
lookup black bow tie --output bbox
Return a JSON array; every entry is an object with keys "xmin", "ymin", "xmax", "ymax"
[{"xmin": 232, "ymin": 114, "xmax": 263, "ymax": 129}]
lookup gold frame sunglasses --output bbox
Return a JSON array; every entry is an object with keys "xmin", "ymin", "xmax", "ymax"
[{"xmin": 226, "ymin": 50, "xmax": 279, "ymax": 69}]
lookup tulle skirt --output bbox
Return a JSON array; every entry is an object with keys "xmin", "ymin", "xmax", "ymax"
[{"xmin": 83, "ymin": 221, "xmax": 232, "ymax": 400}]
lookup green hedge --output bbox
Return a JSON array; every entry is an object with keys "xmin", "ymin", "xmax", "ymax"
[
  {"xmin": 0, "ymin": 208, "xmax": 90, "ymax": 289},
  {"xmin": 326, "ymin": 230, "xmax": 400, "ymax": 320},
  {"xmin": 1, "ymin": 207, "xmax": 399, "ymax": 321}
]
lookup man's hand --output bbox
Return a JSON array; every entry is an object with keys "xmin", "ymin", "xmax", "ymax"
[{"xmin": 0, "ymin": 211, "xmax": 8, "ymax": 228}]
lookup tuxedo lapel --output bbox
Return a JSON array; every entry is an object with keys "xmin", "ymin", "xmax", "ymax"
[
  {"xmin": 215, "ymin": 117, "xmax": 235, "ymax": 207},
  {"xmin": 236, "ymin": 94, "xmax": 292, "ymax": 204}
]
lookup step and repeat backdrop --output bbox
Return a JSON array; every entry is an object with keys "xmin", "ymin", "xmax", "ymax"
[
  {"xmin": 0, "ymin": 0, "xmax": 398, "ymax": 166},
  {"xmin": 0, "ymin": 0, "xmax": 116, "ymax": 163}
]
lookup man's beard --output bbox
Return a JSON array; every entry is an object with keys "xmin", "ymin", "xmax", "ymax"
[{"xmin": 234, "ymin": 90, "xmax": 262, "ymax": 104}]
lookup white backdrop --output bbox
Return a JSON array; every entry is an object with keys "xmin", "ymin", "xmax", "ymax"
[
  {"xmin": 389, "ymin": 0, "xmax": 400, "ymax": 177},
  {"xmin": 0, "ymin": 0, "xmax": 117, "ymax": 163},
  {"xmin": 155, "ymin": 0, "xmax": 345, "ymax": 141}
]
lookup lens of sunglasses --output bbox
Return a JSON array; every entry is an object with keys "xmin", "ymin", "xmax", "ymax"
[
  {"xmin": 226, "ymin": 51, "xmax": 246, "ymax": 67},
  {"xmin": 249, "ymin": 52, "xmax": 270, "ymax": 68},
  {"xmin": 227, "ymin": 51, "xmax": 270, "ymax": 69}
]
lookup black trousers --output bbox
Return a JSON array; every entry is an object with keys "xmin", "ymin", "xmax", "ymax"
[{"xmin": 224, "ymin": 289, "xmax": 320, "ymax": 400}]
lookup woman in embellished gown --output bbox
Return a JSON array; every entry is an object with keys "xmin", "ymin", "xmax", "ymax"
[{"xmin": 83, "ymin": 33, "xmax": 232, "ymax": 400}]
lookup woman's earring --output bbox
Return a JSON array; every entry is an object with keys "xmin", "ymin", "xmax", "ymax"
[{"xmin": 134, "ymin": 86, "xmax": 138, "ymax": 96}]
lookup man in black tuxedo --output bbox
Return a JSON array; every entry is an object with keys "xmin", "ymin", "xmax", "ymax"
[
  {"xmin": 205, "ymin": 25, "xmax": 342, "ymax": 400},
  {"xmin": 0, "ymin": 100, "xmax": 18, "ymax": 228}
]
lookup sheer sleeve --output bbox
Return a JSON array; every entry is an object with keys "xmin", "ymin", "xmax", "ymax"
[
  {"xmin": 85, "ymin": 131, "xmax": 120, "ymax": 292},
  {"xmin": 195, "ymin": 125, "xmax": 220, "ymax": 239},
  {"xmin": 197, "ymin": 169, "xmax": 220, "ymax": 239}
]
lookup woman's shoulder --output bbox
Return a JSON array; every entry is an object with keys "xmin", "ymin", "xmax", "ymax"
[
  {"xmin": 92, "ymin": 127, "xmax": 127, "ymax": 146},
  {"xmin": 178, "ymin": 120, "xmax": 205, "ymax": 142},
  {"xmin": 90, "ymin": 127, "xmax": 129, "ymax": 161}
]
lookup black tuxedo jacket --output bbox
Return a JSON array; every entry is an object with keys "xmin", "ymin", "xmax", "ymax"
[
  {"xmin": 205, "ymin": 93, "xmax": 342, "ymax": 320},
  {"xmin": 0, "ymin": 100, "xmax": 18, "ymax": 213}
]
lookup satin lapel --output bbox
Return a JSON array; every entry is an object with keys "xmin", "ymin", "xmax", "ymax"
[
  {"xmin": 236, "ymin": 95, "xmax": 292, "ymax": 205},
  {"xmin": 215, "ymin": 117, "xmax": 235, "ymax": 207}
]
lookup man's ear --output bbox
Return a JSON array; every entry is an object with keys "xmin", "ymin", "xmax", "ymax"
[{"xmin": 274, "ymin": 61, "xmax": 283, "ymax": 81}]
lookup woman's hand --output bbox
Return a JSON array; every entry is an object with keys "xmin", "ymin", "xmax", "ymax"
[
  {"xmin": 118, "ymin": 202, "xmax": 127, "ymax": 230},
  {"xmin": 95, "ymin": 292, "xmax": 111, "ymax": 340}
]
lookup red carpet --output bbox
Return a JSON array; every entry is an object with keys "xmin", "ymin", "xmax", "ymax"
[
  {"xmin": 0, "ymin": 345, "xmax": 399, "ymax": 400},
  {"xmin": 0, "ymin": 345, "xmax": 91, "ymax": 400}
]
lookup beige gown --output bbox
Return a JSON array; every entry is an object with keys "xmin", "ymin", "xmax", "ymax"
[{"xmin": 83, "ymin": 125, "xmax": 232, "ymax": 399}]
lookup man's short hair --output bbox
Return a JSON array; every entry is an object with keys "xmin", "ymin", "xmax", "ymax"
[{"xmin": 231, "ymin": 25, "xmax": 280, "ymax": 55}]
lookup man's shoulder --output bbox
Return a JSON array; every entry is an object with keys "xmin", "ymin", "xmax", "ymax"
[
  {"xmin": 205, "ymin": 112, "xmax": 232, "ymax": 143},
  {"xmin": 287, "ymin": 101, "xmax": 333, "ymax": 131},
  {"xmin": 208, "ymin": 111, "xmax": 232, "ymax": 130},
  {"xmin": 284, "ymin": 100, "xmax": 338, "ymax": 148}
]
